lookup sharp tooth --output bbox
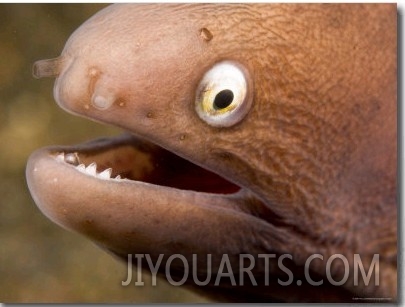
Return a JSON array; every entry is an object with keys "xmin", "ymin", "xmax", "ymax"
[
  {"xmin": 99, "ymin": 168, "xmax": 112, "ymax": 179},
  {"xmin": 76, "ymin": 164, "xmax": 86, "ymax": 172},
  {"xmin": 65, "ymin": 152, "xmax": 80, "ymax": 165},
  {"xmin": 115, "ymin": 175, "xmax": 121, "ymax": 180},
  {"xmin": 86, "ymin": 162, "xmax": 97, "ymax": 176},
  {"xmin": 56, "ymin": 153, "xmax": 65, "ymax": 162}
]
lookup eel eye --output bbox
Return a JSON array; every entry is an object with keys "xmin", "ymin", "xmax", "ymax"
[{"xmin": 195, "ymin": 61, "xmax": 252, "ymax": 127}]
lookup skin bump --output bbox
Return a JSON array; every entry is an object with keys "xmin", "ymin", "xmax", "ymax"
[
  {"xmin": 200, "ymin": 28, "xmax": 213, "ymax": 42},
  {"xmin": 91, "ymin": 93, "xmax": 115, "ymax": 110}
]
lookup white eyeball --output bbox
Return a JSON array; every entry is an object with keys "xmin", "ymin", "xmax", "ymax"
[{"xmin": 195, "ymin": 61, "xmax": 253, "ymax": 127}]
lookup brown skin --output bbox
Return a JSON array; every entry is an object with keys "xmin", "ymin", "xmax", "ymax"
[{"xmin": 27, "ymin": 4, "xmax": 397, "ymax": 302}]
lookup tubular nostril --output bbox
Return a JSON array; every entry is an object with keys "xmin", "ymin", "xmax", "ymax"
[{"xmin": 32, "ymin": 56, "xmax": 65, "ymax": 79}]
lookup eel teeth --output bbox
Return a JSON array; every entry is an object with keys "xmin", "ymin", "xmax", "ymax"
[
  {"xmin": 99, "ymin": 168, "xmax": 112, "ymax": 179},
  {"xmin": 76, "ymin": 162, "xmax": 120, "ymax": 180},
  {"xmin": 55, "ymin": 152, "xmax": 124, "ymax": 181},
  {"xmin": 76, "ymin": 164, "xmax": 86, "ymax": 172},
  {"xmin": 85, "ymin": 162, "xmax": 97, "ymax": 176},
  {"xmin": 56, "ymin": 153, "xmax": 65, "ymax": 162},
  {"xmin": 65, "ymin": 152, "xmax": 80, "ymax": 165}
]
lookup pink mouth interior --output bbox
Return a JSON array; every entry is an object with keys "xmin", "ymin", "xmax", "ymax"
[{"xmin": 54, "ymin": 134, "xmax": 241, "ymax": 195}]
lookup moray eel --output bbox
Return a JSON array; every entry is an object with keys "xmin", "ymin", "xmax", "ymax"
[{"xmin": 26, "ymin": 4, "xmax": 397, "ymax": 302}]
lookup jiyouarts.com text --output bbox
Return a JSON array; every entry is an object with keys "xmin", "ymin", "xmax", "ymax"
[{"xmin": 121, "ymin": 253, "xmax": 379, "ymax": 287}]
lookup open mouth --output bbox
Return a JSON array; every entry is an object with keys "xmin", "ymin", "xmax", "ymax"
[
  {"xmin": 48, "ymin": 133, "xmax": 241, "ymax": 195},
  {"xmin": 27, "ymin": 131, "xmax": 270, "ymax": 258},
  {"xmin": 27, "ymin": 131, "xmax": 287, "ymax": 235}
]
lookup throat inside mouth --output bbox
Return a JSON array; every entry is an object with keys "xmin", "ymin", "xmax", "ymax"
[{"xmin": 53, "ymin": 134, "xmax": 241, "ymax": 195}]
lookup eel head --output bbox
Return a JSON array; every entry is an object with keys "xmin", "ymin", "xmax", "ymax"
[{"xmin": 27, "ymin": 4, "xmax": 397, "ymax": 302}]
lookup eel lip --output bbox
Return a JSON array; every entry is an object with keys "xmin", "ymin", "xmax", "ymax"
[{"xmin": 26, "ymin": 133, "xmax": 249, "ymax": 255}]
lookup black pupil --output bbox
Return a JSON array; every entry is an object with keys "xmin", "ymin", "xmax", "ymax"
[{"xmin": 213, "ymin": 89, "xmax": 234, "ymax": 110}]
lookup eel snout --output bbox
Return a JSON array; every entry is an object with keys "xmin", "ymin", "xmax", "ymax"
[{"xmin": 32, "ymin": 56, "xmax": 67, "ymax": 79}]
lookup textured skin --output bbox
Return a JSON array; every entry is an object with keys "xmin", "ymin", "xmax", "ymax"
[{"xmin": 28, "ymin": 4, "xmax": 397, "ymax": 302}]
